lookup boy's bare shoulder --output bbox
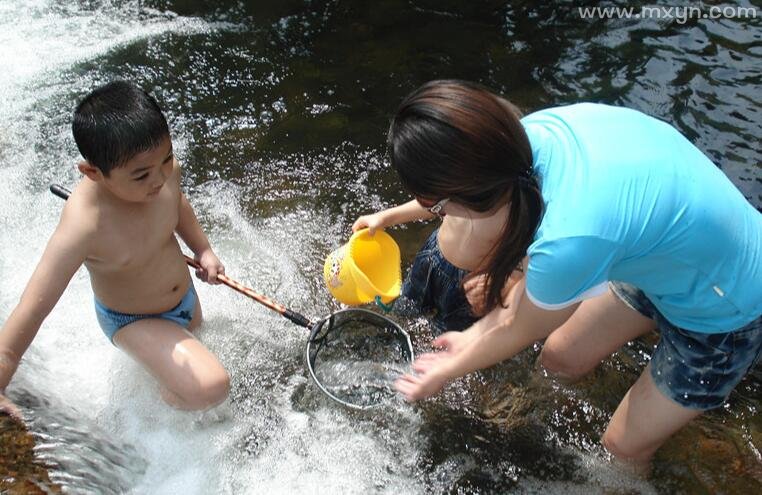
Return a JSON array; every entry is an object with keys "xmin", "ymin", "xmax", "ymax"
[
  {"xmin": 172, "ymin": 157, "xmax": 182, "ymax": 184},
  {"xmin": 58, "ymin": 179, "xmax": 101, "ymax": 238},
  {"xmin": 169, "ymin": 158, "xmax": 184, "ymax": 202}
]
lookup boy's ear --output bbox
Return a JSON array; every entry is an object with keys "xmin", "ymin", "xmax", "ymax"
[{"xmin": 77, "ymin": 161, "xmax": 103, "ymax": 182}]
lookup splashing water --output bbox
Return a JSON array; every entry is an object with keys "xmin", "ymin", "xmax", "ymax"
[
  {"xmin": 1, "ymin": 1, "xmax": 759, "ymax": 494},
  {"xmin": 308, "ymin": 315, "xmax": 413, "ymax": 408}
]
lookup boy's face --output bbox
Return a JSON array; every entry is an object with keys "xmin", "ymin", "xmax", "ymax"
[{"xmin": 97, "ymin": 136, "xmax": 174, "ymax": 203}]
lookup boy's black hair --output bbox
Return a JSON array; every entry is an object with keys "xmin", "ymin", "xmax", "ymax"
[{"xmin": 72, "ymin": 81, "xmax": 170, "ymax": 176}]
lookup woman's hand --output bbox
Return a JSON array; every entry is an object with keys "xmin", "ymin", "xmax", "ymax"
[
  {"xmin": 407, "ymin": 331, "xmax": 476, "ymax": 373},
  {"xmin": 463, "ymin": 274, "xmax": 490, "ymax": 317},
  {"xmin": 394, "ymin": 360, "xmax": 452, "ymax": 402},
  {"xmin": 431, "ymin": 331, "xmax": 476, "ymax": 357},
  {"xmin": 463, "ymin": 269, "xmax": 525, "ymax": 317},
  {"xmin": 393, "ymin": 330, "xmax": 477, "ymax": 401},
  {"xmin": 194, "ymin": 249, "xmax": 225, "ymax": 284},
  {"xmin": 352, "ymin": 212, "xmax": 386, "ymax": 235}
]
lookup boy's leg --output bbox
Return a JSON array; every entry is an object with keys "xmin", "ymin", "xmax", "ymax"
[
  {"xmin": 186, "ymin": 296, "xmax": 203, "ymax": 332},
  {"xmin": 113, "ymin": 301, "xmax": 229, "ymax": 411},
  {"xmin": 539, "ymin": 287, "xmax": 657, "ymax": 380},
  {"xmin": 602, "ymin": 364, "xmax": 701, "ymax": 474}
]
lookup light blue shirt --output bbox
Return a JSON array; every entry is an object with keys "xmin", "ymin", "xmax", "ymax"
[{"xmin": 522, "ymin": 103, "xmax": 762, "ymax": 333}]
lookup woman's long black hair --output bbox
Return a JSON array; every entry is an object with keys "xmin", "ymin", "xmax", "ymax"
[{"xmin": 388, "ymin": 79, "xmax": 544, "ymax": 312}]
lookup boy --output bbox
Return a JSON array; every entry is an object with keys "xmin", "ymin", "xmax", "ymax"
[{"xmin": 0, "ymin": 81, "xmax": 230, "ymax": 413}]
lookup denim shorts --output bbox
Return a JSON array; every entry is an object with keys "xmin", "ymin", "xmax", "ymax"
[
  {"xmin": 610, "ymin": 281, "xmax": 762, "ymax": 410},
  {"xmin": 393, "ymin": 228, "xmax": 478, "ymax": 333},
  {"xmin": 95, "ymin": 283, "xmax": 197, "ymax": 344}
]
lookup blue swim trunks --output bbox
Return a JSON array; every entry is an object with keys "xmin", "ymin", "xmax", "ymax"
[
  {"xmin": 393, "ymin": 228, "xmax": 478, "ymax": 333},
  {"xmin": 94, "ymin": 284, "xmax": 197, "ymax": 344},
  {"xmin": 611, "ymin": 282, "xmax": 762, "ymax": 410}
]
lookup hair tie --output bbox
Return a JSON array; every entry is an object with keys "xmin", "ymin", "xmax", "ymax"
[{"xmin": 516, "ymin": 173, "xmax": 537, "ymax": 189}]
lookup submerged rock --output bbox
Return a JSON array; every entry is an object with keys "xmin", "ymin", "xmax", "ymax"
[{"xmin": 0, "ymin": 413, "xmax": 62, "ymax": 494}]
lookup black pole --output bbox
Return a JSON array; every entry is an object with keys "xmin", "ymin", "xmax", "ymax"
[{"xmin": 50, "ymin": 184, "xmax": 71, "ymax": 200}]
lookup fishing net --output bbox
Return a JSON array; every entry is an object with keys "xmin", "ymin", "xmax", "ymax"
[{"xmin": 306, "ymin": 308, "xmax": 414, "ymax": 410}]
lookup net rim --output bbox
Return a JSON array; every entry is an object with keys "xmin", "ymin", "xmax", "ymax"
[{"xmin": 304, "ymin": 307, "xmax": 414, "ymax": 410}]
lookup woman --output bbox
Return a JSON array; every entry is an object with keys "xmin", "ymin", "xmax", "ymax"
[{"xmin": 354, "ymin": 80, "xmax": 762, "ymax": 472}]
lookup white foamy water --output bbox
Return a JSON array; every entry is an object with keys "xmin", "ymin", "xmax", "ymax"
[
  {"xmin": 0, "ymin": 2, "xmax": 657, "ymax": 493},
  {"xmin": 0, "ymin": 3, "xmax": 428, "ymax": 494}
]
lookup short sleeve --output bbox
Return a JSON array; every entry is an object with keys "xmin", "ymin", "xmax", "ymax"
[{"xmin": 526, "ymin": 236, "xmax": 620, "ymax": 310}]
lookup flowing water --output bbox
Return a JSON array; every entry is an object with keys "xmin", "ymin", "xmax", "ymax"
[
  {"xmin": 308, "ymin": 315, "xmax": 413, "ymax": 408},
  {"xmin": 0, "ymin": 1, "xmax": 760, "ymax": 493}
]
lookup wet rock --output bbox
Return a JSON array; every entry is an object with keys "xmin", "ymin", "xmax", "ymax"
[{"xmin": 0, "ymin": 413, "xmax": 62, "ymax": 494}]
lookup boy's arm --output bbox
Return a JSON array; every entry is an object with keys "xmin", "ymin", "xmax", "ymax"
[
  {"xmin": 172, "ymin": 162, "xmax": 223, "ymax": 283},
  {"xmin": 0, "ymin": 208, "xmax": 89, "ymax": 392},
  {"xmin": 176, "ymin": 191, "xmax": 213, "ymax": 256}
]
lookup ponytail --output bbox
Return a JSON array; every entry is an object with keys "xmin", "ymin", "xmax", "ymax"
[{"xmin": 480, "ymin": 173, "xmax": 543, "ymax": 311}]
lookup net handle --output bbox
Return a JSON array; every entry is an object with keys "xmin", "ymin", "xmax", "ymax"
[{"xmin": 49, "ymin": 184, "xmax": 313, "ymax": 329}]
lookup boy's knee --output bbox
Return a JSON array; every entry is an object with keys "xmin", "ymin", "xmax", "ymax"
[
  {"xmin": 196, "ymin": 369, "xmax": 230, "ymax": 409},
  {"xmin": 171, "ymin": 368, "xmax": 231, "ymax": 411}
]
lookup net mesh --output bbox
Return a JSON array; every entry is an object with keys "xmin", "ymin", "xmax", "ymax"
[{"xmin": 306, "ymin": 308, "xmax": 413, "ymax": 409}]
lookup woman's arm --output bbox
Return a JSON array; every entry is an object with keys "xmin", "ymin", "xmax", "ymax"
[
  {"xmin": 352, "ymin": 200, "xmax": 435, "ymax": 234},
  {"xmin": 395, "ymin": 281, "xmax": 579, "ymax": 401}
]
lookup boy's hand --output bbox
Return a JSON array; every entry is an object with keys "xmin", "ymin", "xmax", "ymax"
[
  {"xmin": 0, "ymin": 352, "xmax": 21, "ymax": 419},
  {"xmin": 0, "ymin": 392, "xmax": 22, "ymax": 421},
  {"xmin": 352, "ymin": 212, "xmax": 386, "ymax": 235},
  {"xmin": 194, "ymin": 249, "xmax": 225, "ymax": 284}
]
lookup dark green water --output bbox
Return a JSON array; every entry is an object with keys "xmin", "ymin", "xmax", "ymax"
[{"xmin": 2, "ymin": 0, "xmax": 761, "ymax": 493}]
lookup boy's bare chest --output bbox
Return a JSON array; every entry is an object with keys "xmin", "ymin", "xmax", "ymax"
[{"xmin": 92, "ymin": 195, "xmax": 180, "ymax": 269}]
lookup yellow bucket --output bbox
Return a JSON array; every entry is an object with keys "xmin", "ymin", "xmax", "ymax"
[{"xmin": 323, "ymin": 229, "xmax": 402, "ymax": 306}]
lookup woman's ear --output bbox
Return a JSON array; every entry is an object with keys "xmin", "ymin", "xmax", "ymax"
[{"xmin": 77, "ymin": 161, "xmax": 103, "ymax": 182}]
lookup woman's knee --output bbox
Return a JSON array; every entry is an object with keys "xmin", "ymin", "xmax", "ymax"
[{"xmin": 539, "ymin": 334, "xmax": 593, "ymax": 379}]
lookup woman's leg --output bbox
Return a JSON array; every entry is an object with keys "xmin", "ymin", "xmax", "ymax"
[
  {"xmin": 539, "ymin": 288, "xmax": 657, "ymax": 380},
  {"xmin": 604, "ymin": 313, "xmax": 762, "ymax": 472},
  {"xmin": 113, "ymin": 300, "xmax": 229, "ymax": 411},
  {"xmin": 602, "ymin": 363, "xmax": 701, "ymax": 474}
]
